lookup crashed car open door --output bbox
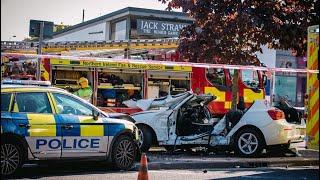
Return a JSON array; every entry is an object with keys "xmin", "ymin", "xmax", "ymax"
[{"xmin": 127, "ymin": 92, "xmax": 217, "ymax": 151}]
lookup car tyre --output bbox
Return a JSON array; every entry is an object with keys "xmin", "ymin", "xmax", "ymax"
[
  {"xmin": 234, "ymin": 128, "xmax": 264, "ymax": 157},
  {"xmin": 1, "ymin": 139, "xmax": 24, "ymax": 176},
  {"xmin": 137, "ymin": 125, "xmax": 152, "ymax": 152},
  {"xmin": 111, "ymin": 135, "xmax": 136, "ymax": 170}
]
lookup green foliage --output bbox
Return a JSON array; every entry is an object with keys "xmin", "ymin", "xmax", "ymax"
[{"xmin": 159, "ymin": 0, "xmax": 319, "ymax": 64}]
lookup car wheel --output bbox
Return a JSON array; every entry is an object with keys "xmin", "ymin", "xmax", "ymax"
[
  {"xmin": 234, "ymin": 128, "xmax": 264, "ymax": 157},
  {"xmin": 1, "ymin": 140, "xmax": 24, "ymax": 176},
  {"xmin": 111, "ymin": 135, "xmax": 136, "ymax": 170},
  {"xmin": 137, "ymin": 125, "xmax": 152, "ymax": 152}
]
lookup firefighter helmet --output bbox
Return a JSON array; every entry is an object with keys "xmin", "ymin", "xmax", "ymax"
[{"xmin": 77, "ymin": 77, "xmax": 89, "ymax": 88}]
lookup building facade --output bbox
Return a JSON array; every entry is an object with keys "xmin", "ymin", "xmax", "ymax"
[
  {"xmin": 47, "ymin": 7, "xmax": 193, "ymax": 42},
  {"xmin": 257, "ymin": 47, "xmax": 307, "ymax": 107}
]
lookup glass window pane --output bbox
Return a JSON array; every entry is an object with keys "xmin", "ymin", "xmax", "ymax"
[
  {"xmin": 241, "ymin": 70, "xmax": 260, "ymax": 88},
  {"xmin": 1, "ymin": 93, "xmax": 11, "ymax": 112},
  {"xmin": 114, "ymin": 20, "xmax": 126, "ymax": 40},
  {"xmin": 229, "ymin": 69, "xmax": 234, "ymax": 83},
  {"xmin": 52, "ymin": 93, "xmax": 93, "ymax": 116},
  {"xmin": 16, "ymin": 92, "xmax": 52, "ymax": 113},
  {"xmin": 274, "ymin": 76, "xmax": 297, "ymax": 106},
  {"xmin": 206, "ymin": 68, "xmax": 226, "ymax": 86}
]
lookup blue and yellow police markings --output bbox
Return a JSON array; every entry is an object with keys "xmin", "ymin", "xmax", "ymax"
[
  {"xmin": 34, "ymin": 137, "xmax": 104, "ymax": 153},
  {"xmin": 27, "ymin": 114, "xmax": 57, "ymax": 137},
  {"xmin": 3, "ymin": 112, "xmax": 132, "ymax": 157},
  {"xmin": 59, "ymin": 115, "xmax": 81, "ymax": 136},
  {"xmin": 31, "ymin": 115, "xmax": 129, "ymax": 156},
  {"xmin": 78, "ymin": 116, "xmax": 105, "ymax": 136}
]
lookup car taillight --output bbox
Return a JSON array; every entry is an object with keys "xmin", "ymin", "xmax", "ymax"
[{"xmin": 268, "ymin": 110, "xmax": 285, "ymax": 120}]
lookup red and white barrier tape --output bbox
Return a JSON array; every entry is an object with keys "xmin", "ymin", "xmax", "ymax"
[{"xmin": 1, "ymin": 53, "xmax": 319, "ymax": 73}]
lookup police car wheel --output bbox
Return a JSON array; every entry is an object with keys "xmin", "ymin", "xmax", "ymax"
[
  {"xmin": 1, "ymin": 141, "xmax": 23, "ymax": 176},
  {"xmin": 112, "ymin": 135, "xmax": 136, "ymax": 170}
]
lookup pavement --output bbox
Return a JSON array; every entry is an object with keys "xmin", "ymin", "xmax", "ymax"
[{"xmin": 136, "ymin": 142, "xmax": 319, "ymax": 170}]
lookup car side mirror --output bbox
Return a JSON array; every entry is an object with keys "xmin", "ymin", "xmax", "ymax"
[{"xmin": 92, "ymin": 110, "xmax": 100, "ymax": 121}]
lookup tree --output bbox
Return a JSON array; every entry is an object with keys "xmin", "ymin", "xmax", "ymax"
[{"xmin": 159, "ymin": 0, "xmax": 319, "ymax": 110}]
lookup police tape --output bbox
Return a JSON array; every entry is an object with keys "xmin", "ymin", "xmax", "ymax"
[{"xmin": 1, "ymin": 52, "xmax": 319, "ymax": 73}]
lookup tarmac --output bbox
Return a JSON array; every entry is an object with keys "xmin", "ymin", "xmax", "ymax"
[{"xmin": 136, "ymin": 142, "xmax": 319, "ymax": 170}]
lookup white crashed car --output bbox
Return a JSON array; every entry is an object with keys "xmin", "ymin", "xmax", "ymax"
[{"xmin": 125, "ymin": 91, "xmax": 306, "ymax": 157}]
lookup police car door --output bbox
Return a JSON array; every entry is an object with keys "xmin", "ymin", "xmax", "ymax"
[
  {"xmin": 12, "ymin": 92, "xmax": 61, "ymax": 158},
  {"xmin": 50, "ymin": 92, "xmax": 108, "ymax": 157}
]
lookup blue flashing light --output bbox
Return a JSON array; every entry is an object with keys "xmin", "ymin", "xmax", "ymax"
[{"xmin": 1, "ymin": 80, "xmax": 51, "ymax": 86}]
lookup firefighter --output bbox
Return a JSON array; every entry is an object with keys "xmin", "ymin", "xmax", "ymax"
[{"xmin": 69, "ymin": 77, "xmax": 93, "ymax": 102}]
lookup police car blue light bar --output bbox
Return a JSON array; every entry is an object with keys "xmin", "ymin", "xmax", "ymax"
[{"xmin": 1, "ymin": 80, "xmax": 51, "ymax": 86}]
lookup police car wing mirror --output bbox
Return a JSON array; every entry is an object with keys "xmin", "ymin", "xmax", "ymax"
[{"xmin": 92, "ymin": 110, "xmax": 99, "ymax": 120}]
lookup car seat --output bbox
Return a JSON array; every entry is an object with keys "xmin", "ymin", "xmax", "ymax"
[
  {"xmin": 225, "ymin": 96, "xmax": 246, "ymax": 131},
  {"xmin": 237, "ymin": 96, "xmax": 246, "ymax": 111}
]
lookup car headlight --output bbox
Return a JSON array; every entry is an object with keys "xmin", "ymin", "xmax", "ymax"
[{"xmin": 134, "ymin": 126, "xmax": 139, "ymax": 141}]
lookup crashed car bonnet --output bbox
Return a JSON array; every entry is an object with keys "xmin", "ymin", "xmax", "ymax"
[{"xmin": 123, "ymin": 91, "xmax": 192, "ymax": 110}]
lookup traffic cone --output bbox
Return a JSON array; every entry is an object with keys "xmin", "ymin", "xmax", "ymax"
[{"xmin": 137, "ymin": 153, "xmax": 149, "ymax": 180}]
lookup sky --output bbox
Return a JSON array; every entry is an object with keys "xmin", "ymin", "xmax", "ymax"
[{"xmin": 1, "ymin": 0, "xmax": 173, "ymax": 41}]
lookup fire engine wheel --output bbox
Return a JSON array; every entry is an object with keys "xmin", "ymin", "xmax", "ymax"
[
  {"xmin": 137, "ymin": 125, "xmax": 152, "ymax": 152},
  {"xmin": 111, "ymin": 135, "xmax": 136, "ymax": 170},
  {"xmin": 1, "ymin": 139, "xmax": 24, "ymax": 176},
  {"xmin": 234, "ymin": 128, "xmax": 264, "ymax": 157}
]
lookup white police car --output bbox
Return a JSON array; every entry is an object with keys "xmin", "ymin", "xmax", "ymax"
[{"xmin": 1, "ymin": 80, "xmax": 139, "ymax": 176}]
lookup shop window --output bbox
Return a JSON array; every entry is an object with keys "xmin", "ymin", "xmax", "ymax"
[
  {"xmin": 206, "ymin": 68, "xmax": 226, "ymax": 86},
  {"xmin": 274, "ymin": 76, "xmax": 297, "ymax": 106}
]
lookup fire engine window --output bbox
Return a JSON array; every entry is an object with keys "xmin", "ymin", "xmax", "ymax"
[
  {"xmin": 206, "ymin": 68, "xmax": 226, "ymax": 86},
  {"xmin": 241, "ymin": 70, "xmax": 260, "ymax": 89}
]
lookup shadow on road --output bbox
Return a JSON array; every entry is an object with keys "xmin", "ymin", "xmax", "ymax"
[{"xmin": 5, "ymin": 161, "xmax": 136, "ymax": 179}]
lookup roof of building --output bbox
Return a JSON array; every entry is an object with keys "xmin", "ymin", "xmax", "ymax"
[{"xmin": 53, "ymin": 7, "xmax": 193, "ymax": 36}]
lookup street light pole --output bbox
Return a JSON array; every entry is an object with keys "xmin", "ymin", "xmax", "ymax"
[{"xmin": 36, "ymin": 22, "xmax": 44, "ymax": 80}]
